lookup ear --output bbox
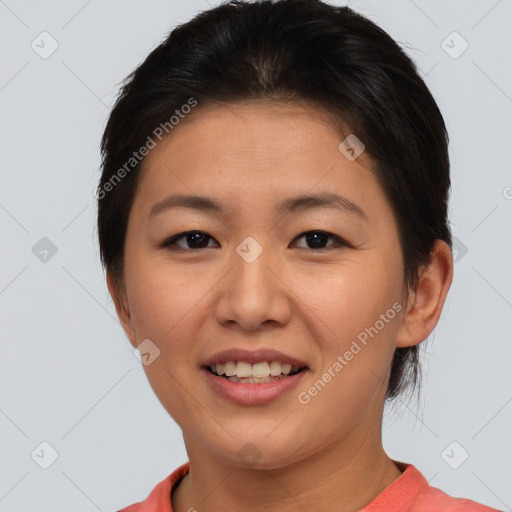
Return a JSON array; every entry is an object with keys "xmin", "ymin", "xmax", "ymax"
[
  {"xmin": 395, "ymin": 239, "xmax": 453, "ymax": 348},
  {"xmin": 107, "ymin": 271, "xmax": 138, "ymax": 349}
]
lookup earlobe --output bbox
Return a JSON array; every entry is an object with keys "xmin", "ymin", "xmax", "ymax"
[
  {"xmin": 106, "ymin": 271, "xmax": 138, "ymax": 348},
  {"xmin": 395, "ymin": 240, "xmax": 453, "ymax": 349}
]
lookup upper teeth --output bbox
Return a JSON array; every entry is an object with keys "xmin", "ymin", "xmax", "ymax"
[{"xmin": 211, "ymin": 361, "xmax": 301, "ymax": 378}]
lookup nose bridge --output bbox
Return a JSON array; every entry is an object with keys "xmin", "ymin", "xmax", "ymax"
[
  {"xmin": 236, "ymin": 236, "xmax": 272, "ymax": 285},
  {"xmin": 213, "ymin": 235, "xmax": 291, "ymax": 329},
  {"xmin": 232, "ymin": 234, "xmax": 276, "ymax": 301}
]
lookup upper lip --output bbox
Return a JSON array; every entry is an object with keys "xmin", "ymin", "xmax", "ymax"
[{"xmin": 202, "ymin": 348, "xmax": 309, "ymax": 368}]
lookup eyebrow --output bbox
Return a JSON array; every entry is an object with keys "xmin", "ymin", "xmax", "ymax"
[{"xmin": 148, "ymin": 192, "xmax": 368, "ymax": 221}]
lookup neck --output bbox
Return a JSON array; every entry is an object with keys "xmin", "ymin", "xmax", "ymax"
[{"xmin": 172, "ymin": 427, "xmax": 403, "ymax": 512}]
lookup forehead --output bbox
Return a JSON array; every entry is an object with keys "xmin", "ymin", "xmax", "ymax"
[
  {"xmin": 142, "ymin": 101, "xmax": 371, "ymax": 173},
  {"xmin": 154, "ymin": 100, "xmax": 342, "ymax": 162},
  {"xmin": 131, "ymin": 100, "xmax": 383, "ymax": 222}
]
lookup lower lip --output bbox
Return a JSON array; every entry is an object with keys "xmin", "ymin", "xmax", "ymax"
[{"xmin": 202, "ymin": 367, "xmax": 308, "ymax": 405}]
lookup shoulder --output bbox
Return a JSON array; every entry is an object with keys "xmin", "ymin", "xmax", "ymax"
[
  {"xmin": 115, "ymin": 461, "xmax": 190, "ymax": 512},
  {"xmin": 115, "ymin": 504, "xmax": 141, "ymax": 512},
  {"xmin": 410, "ymin": 481, "xmax": 501, "ymax": 511},
  {"xmin": 362, "ymin": 462, "xmax": 501, "ymax": 512}
]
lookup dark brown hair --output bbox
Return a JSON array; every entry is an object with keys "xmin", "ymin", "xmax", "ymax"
[{"xmin": 97, "ymin": 0, "xmax": 452, "ymax": 404}]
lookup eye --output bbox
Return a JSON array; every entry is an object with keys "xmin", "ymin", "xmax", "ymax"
[
  {"xmin": 160, "ymin": 231, "xmax": 219, "ymax": 250},
  {"xmin": 292, "ymin": 230, "xmax": 348, "ymax": 250},
  {"xmin": 159, "ymin": 230, "xmax": 349, "ymax": 251}
]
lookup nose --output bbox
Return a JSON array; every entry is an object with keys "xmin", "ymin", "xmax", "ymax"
[{"xmin": 213, "ymin": 241, "xmax": 292, "ymax": 331}]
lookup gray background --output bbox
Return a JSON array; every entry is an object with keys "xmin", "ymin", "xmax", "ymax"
[{"xmin": 1, "ymin": 0, "xmax": 511, "ymax": 511}]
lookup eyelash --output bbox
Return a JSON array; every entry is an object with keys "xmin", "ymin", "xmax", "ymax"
[{"xmin": 159, "ymin": 230, "xmax": 350, "ymax": 251}]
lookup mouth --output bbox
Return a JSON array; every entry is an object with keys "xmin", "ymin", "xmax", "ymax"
[
  {"xmin": 202, "ymin": 361, "xmax": 309, "ymax": 405},
  {"xmin": 204, "ymin": 361, "xmax": 308, "ymax": 384}
]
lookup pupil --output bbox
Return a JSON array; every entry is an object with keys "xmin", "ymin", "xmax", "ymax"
[
  {"xmin": 307, "ymin": 232, "xmax": 327, "ymax": 248},
  {"xmin": 188, "ymin": 232, "xmax": 208, "ymax": 248}
]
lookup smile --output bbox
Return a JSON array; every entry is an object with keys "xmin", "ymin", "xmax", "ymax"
[
  {"xmin": 207, "ymin": 360, "xmax": 305, "ymax": 383},
  {"xmin": 202, "ymin": 363, "xmax": 309, "ymax": 405}
]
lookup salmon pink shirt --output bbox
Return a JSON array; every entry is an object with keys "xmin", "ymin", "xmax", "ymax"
[{"xmin": 116, "ymin": 460, "xmax": 501, "ymax": 512}]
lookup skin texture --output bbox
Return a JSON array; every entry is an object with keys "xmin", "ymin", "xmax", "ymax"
[{"xmin": 107, "ymin": 101, "xmax": 453, "ymax": 512}]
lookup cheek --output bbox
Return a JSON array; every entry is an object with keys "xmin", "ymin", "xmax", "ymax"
[
  {"xmin": 123, "ymin": 258, "xmax": 205, "ymax": 351},
  {"xmin": 296, "ymin": 273, "xmax": 400, "ymax": 436},
  {"xmin": 299, "ymin": 254, "xmax": 403, "ymax": 399},
  {"xmin": 296, "ymin": 259, "xmax": 399, "ymax": 339},
  {"xmin": 124, "ymin": 264, "xmax": 203, "ymax": 413}
]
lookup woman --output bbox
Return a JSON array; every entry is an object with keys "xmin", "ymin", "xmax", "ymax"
[{"xmin": 97, "ymin": 1, "xmax": 500, "ymax": 510}]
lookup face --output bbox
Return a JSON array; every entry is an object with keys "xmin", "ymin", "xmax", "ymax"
[{"xmin": 112, "ymin": 101, "xmax": 410, "ymax": 469}]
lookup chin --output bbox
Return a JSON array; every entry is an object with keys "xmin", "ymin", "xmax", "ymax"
[{"xmin": 210, "ymin": 435, "xmax": 306, "ymax": 470}]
